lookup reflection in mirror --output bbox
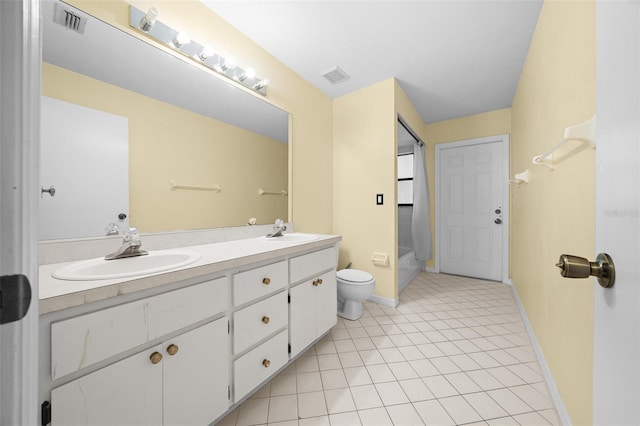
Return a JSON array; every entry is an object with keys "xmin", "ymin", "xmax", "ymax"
[{"xmin": 40, "ymin": 0, "xmax": 289, "ymax": 240}]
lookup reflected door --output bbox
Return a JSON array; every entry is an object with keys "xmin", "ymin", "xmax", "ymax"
[
  {"xmin": 40, "ymin": 96, "xmax": 129, "ymax": 239},
  {"xmin": 438, "ymin": 139, "xmax": 505, "ymax": 281}
]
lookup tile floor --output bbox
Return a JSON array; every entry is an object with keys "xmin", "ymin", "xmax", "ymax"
[{"xmin": 218, "ymin": 272, "xmax": 561, "ymax": 426}]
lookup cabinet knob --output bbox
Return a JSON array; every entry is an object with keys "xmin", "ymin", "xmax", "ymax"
[
  {"xmin": 149, "ymin": 351, "xmax": 163, "ymax": 365},
  {"xmin": 312, "ymin": 279, "xmax": 319, "ymax": 286},
  {"xmin": 262, "ymin": 316, "xmax": 270, "ymax": 324},
  {"xmin": 262, "ymin": 359, "xmax": 271, "ymax": 368},
  {"xmin": 318, "ymin": 278, "xmax": 323, "ymax": 285},
  {"xmin": 166, "ymin": 344, "xmax": 179, "ymax": 356},
  {"xmin": 262, "ymin": 277, "xmax": 271, "ymax": 285}
]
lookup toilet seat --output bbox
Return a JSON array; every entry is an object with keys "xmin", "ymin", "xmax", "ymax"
[{"xmin": 337, "ymin": 269, "xmax": 373, "ymax": 283}]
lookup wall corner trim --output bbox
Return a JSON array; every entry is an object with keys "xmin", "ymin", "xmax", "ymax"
[{"xmin": 511, "ymin": 282, "xmax": 573, "ymax": 426}]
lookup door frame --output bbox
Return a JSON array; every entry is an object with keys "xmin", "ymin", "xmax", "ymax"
[{"xmin": 434, "ymin": 134, "xmax": 510, "ymax": 283}]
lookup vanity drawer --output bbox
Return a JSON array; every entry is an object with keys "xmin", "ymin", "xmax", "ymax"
[
  {"xmin": 233, "ymin": 291, "xmax": 287, "ymax": 354},
  {"xmin": 233, "ymin": 260, "xmax": 288, "ymax": 306},
  {"xmin": 290, "ymin": 247, "xmax": 337, "ymax": 284},
  {"xmin": 233, "ymin": 329, "xmax": 288, "ymax": 401},
  {"xmin": 51, "ymin": 277, "xmax": 228, "ymax": 380}
]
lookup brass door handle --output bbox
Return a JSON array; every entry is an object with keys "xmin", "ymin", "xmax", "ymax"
[
  {"xmin": 262, "ymin": 277, "xmax": 271, "ymax": 285},
  {"xmin": 262, "ymin": 359, "xmax": 270, "ymax": 368},
  {"xmin": 150, "ymin": 351, "xmax": 163, "ymax": 365},
  {"xmin": 556, "ymin": 253, "xmax": 615, "ymax": 288},
  {"xmin": 166, "ymin": 344, "xmax": 179, "ymax": 356},
  {"xmin": 261, "ymin": 316, "xmax": 270, "ymax": 324}
]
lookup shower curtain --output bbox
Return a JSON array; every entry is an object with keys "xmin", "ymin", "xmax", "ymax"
[{"xmin": 412, "ymin": 143, "xmax": 432, "ymax": 262}]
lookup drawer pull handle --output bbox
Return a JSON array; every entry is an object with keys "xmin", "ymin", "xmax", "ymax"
[
  {"xmin": 167, "ymin": 344, "xmax": 179, "ymax": 356},
  {"xmin": 150, "ymin": 352, "xmax": 163, "ymax": 365},
  {"xmin": 313, "ymin": 278, "xmax": 323, "ymax": 286},
  {"xmin": 262, "ymin": 277, "xmax": 271, "ymax": 285},
  {"xmin": 262, "ymin": 359, "xmax": 271, "ymax": 368},
  {"xmin": 262, "ymin": 316, "xmax": 270, "ymax": 324}
]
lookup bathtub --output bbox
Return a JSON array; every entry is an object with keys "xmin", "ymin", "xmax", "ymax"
[{"xmin": 398, "ymin": 246, "xmax": 421, "ymax": 293}]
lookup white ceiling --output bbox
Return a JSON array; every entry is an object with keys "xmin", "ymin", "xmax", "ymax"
[{"xmin": 201, "ymin": 0, "xmax": 543, "ymax": 124}]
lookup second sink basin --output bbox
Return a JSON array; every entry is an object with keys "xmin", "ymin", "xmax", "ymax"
[{"xmin": 52, "ymin": 249, "xmax": 201, "ymax": 281}]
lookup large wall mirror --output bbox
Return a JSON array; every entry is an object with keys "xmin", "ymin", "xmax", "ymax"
[{"xmin": 40, "ymin": 0, "xmax": 289, "ymax": 240}]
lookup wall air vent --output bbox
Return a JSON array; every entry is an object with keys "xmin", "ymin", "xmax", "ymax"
[
  {"xmin": 53, "ymin": 3, "xmax": 87, "ymax": 34},
  {"xmin": 321, "ymin": 66, "xmax": 350, "ymax": 85}
]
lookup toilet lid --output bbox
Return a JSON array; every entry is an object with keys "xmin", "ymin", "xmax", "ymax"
[{"xmin": 337, "ymin": 269, "xmax": 374, "ymax": 283}]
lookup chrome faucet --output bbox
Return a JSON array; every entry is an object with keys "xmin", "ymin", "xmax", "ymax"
[
  {"xmin": 266, "ymin": 218, "xmax": 287, "ymax": 238},
  {"xmin": 105, "ymin": 227, "xmax": 149, "ymax": 260}
]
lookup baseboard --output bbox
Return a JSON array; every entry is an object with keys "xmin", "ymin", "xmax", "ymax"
[
  {"xmin": 425, "ymin": 266, "xmax": 437, "ymax": 273},
  {"xmin": 368, "ymin": 293, "xmax": 399, "ymax": 308},
  {"xmin": 510, "ymin": 283, "xmax": 572, "ymax": 426}
]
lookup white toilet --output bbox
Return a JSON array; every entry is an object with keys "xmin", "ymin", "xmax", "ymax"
[{"xmin": 336, "ymin": 269, "xmax": 376, "ymax": 321}]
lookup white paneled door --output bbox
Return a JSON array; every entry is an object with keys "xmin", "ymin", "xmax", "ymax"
[
  {"xmin": 437, "ymin": 136, "xmax": 509, "ymax": 282},
  {"xmin": 593, "ymin": 2, "xmax": 639, "ymax": 424}
]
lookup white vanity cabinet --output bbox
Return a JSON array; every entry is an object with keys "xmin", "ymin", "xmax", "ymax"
[
  {"xmin": 289, "ymin": 248, "xmax": 338, "ymax": 357},
  {"xmin": 40, "ymin": 238, "xmax": 340, "ymax": 426},
  {"xmin": 51, "ymin": 318, "xmax": 228, "ymax": 426}
]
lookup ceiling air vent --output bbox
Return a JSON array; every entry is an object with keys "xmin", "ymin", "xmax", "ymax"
[
  {"xmin": 53, "ymin": 3, "xmax": 87, "ymax": 34},
  {"xmin": 322, "ymin": 66, "xmax": 350, "ymax": 85}
]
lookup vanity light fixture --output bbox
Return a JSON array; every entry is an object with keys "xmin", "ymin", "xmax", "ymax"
[
  {"xmin": 198, "ymin": 45, "xmax": 215, "ymax": 61},
  {"xmin": 129, "ymin": 5, "xmax": 269, "ymax": 96},
  {"xmin": 173, "ymin": 31, "xmax": 191, "ymax": 48},
  {"xmin": 253, "ymin": 79, "xmax": 269, "ymax": 91}
]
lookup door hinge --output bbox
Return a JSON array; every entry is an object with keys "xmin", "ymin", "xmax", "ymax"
[
  {"xmin": 0, "ymin": 274, "xmax": 32, "ymax": 325},
  {"xmin": 227, "ymin": 320, "xmax": 230, "ymax": 334},
  {"xmin": 288, "ymin": 294, "xmax": 291, "ymax": 304},
  {"xmin": 41, "ymin": 401, "xmax": 51, "ymax": 426},
  {"xmin": 288, "ymin": 343, "xmax": 291, "ymax": 354},
  {"xmin": 228, "ymin": 385, "xmax": 231, "ymax": 400}
]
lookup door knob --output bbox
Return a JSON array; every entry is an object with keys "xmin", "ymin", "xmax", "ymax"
[
  {"xmin": 556, "ymin": 253, "xmax": 615, "ymax": 288},
  {"xmin": 494, "ymin": 218, "xmax": 502, "ymax": 224}
]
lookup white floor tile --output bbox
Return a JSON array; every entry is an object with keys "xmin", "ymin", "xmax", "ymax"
[
  {"xmin": 236, "ymin": 398, "xmax": 269, "ymax": 426},
  {"xmin": 320, "ymin": 369, "xmax": 348, "ymax": 390},
  {"xmin": 512, "ymin": 411, "xmax": 552, "ymax": 425},
  {"xmin": 365, "ymin": 364, "xmax": 396, "ymax": 383},
  {"xmin": 467, "ymin": 369, "xmax": 508, "ymax": 391},
  {"xmin": 333, "ymin": 339, "xmax": 357, "ymax": 353},
  {"xmin": 343, "ymin": 366, "xmax": 373, "ymax": 387},
  {"xmin": 324, "ymin": 388, "xmax": 356, "ymax": 414},
  {"xmin": 444, "ymin": 372, "xmax": 482, "ymax": 394},
  {"xmin": 398, "ymin": 345, "xmax": 425, "ymax": 361},
  {"xmin": 358, "ymin": 349, "xmax": 386, "ymax": 365},
  {"xmin": 430, "ymin": 356, "xmax": 462, "ymax": 374},
  {"xmin": 387, "ymin": 361, "xmax": 419, "ymax": 380},
  {"xmin": 350, "ymin": 384, "xmax": 384, "ymax": 410},
  {"xmin": 370, "ymin": 335, "xmax": 396, "ymax": 349},
  {"xmin": 297, "ymin": 372, "xmax": 323, "ymax": 393},
  {"xmin": 487, "ymin": 366, "xmax": 526, "ymax": 387},
  {"xmin": 439, "ymin": 395, "xmax": 484, "ymax": 424},
  {"xmin": 538, "ymin": 408, "xmax": 562, "ymax": 426},
  {"xmin": 356, "ymin": 407, "xmax": 393, "ymax": 426},
  {"xmin": 352, "ymin": 337, "xmax": 376, "ymax": 351},
  {"xmin": 374, "ymin": 381, "xmax": 410, "ymax": 406},
  {"xmin": 317, "ymin": 353, "xmax": 342, "ymax": 371},
  {"xmin": 507, "ymin": 363, "xmax": 544, "ymax": 384},
  {"xmin": 399, "ymin": 378, "xmax": 435, "ymax": 402},
  {"xmin": 297, "ymin": 391, "xmax": 327, "ymax": 419},
  {"xmin": 509, "ymin": 384, "xmax": 554, "ymax": 410},
  {"xmin": 409, "ymin": 359, "xmax": 441, "ymax": 377},
  {"xmin": 338, "ymin": 351, "xmax": 364, "ymax": 368},
  {"xmin": 413, "ymin": 399, "xmax": 455, "ymax": 426},
  {"xmin": 449, "ymin": 353, "xmax": 482, "ymax": 371},
  {"xmin": 487, "ymin": 388, "xmax": 533, "ymax": 416},
  {"xmin": 298, "ymin": 415, "xmax": 330, "ymax": 426},
  {"xmin": 422, "ymin": 375, "xmax": 458, "ymax": 398},
  {"xmin": 464, "ymin": 391, "xmax": 509, "ymax": 420},
  {"xmin": 314, "ymin": 340, "xmax": 337, "ymax": 355},
  {"xmin": 386, "ymin": 403, "xmax": 427, "ymax": 426},
  {"xmin": 270, "ymin": 373, "xmax": 298, "ymax": 396},
  {"xmin": 268, "ymin": 395, "xmax": 298, "ymax": 423},
  {"xmin": 296, "ymin": 356, "xmax": 320, "ymax": 373},
  {"xmin": 328, "ymin": 411, "xmax": 362, "ymax": 426}
]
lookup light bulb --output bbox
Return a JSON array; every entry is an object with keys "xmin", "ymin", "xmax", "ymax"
[
  {"xmin": 224, "ymin": 56, "xmax": 237, "ymax": 70},
  {"xmin": 253, "ymin": 79, "xmax": 269, "ymax": 91},
  {"xmin": 238, "ymin": 67, "xmax": 256, "ymax": 82},
  {"xmin": 173, "ymin": 31, "xmax": 191, "ymax": 48},
  {"xmin": 199, "ymin": 46, "xmax": 215, "ymax": 61},
  {"xmin": 139, "ymin": 7, "xmax": 158, "ymax": 32}
]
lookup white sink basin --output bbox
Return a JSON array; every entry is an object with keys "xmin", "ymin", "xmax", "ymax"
[
  {"xmin": 52, "ymin": 249, "xmax": 201, "ymax": 281},
  {"xmin": 259, "ymin": 233, "xmax": 320, "ymax": 243}
]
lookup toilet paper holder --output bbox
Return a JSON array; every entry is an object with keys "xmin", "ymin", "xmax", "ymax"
[{"xmin": 556, "ymin": 253, "xmax": 615, "ymax": 288}]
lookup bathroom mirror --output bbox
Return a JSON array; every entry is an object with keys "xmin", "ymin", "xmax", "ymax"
[{"xmin": 40, "ymin": 0, "xmax": 289, "ymax": 240}]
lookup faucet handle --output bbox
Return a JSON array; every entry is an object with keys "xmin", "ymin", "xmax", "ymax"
[
  {"xmin": 274, "ymin": 218, "xmax": 284, "ymax": 227},
  {"xmin": 124, "ymin": 227, "xmax": 140, "ymax": 242}
]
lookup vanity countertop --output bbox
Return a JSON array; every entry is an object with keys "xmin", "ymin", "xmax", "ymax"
[{"xmin": 39, "ymin": 234, "xmax": 341, "ymax": 315}]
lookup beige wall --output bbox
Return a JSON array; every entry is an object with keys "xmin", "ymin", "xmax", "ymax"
[
  {"xmin": 333, "ymin": 79, "xmax": 396, "ymax": 299},
  {"xmin": 43, "ymin": 63, "xmax": 287, "ymax": 233},
  {"xmin": 66, "ymin": 0, "xmax": 334, "ymax": 234},
  {"xmin": 510, "ymin": 1, "xmax": 595, "ymax": 424},
  {"xmin": 424, "ymin": 109, "xmax": 512, "ymax": 268}
]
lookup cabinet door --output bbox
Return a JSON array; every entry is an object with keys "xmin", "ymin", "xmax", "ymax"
[
  {"xmin": 51, "ymin": 346, "xmax": 163, "ymax": 426},
  {"xmin": 289, "ymin": 281, "xmax": 316, "ymax": 358},
  {"xmin": 163, "ymin": 318, "xmax": 229, "ymax": 426},
  {"xmin": 315, "ymin": 271, "xmax": 337, "ymax": 337}
]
